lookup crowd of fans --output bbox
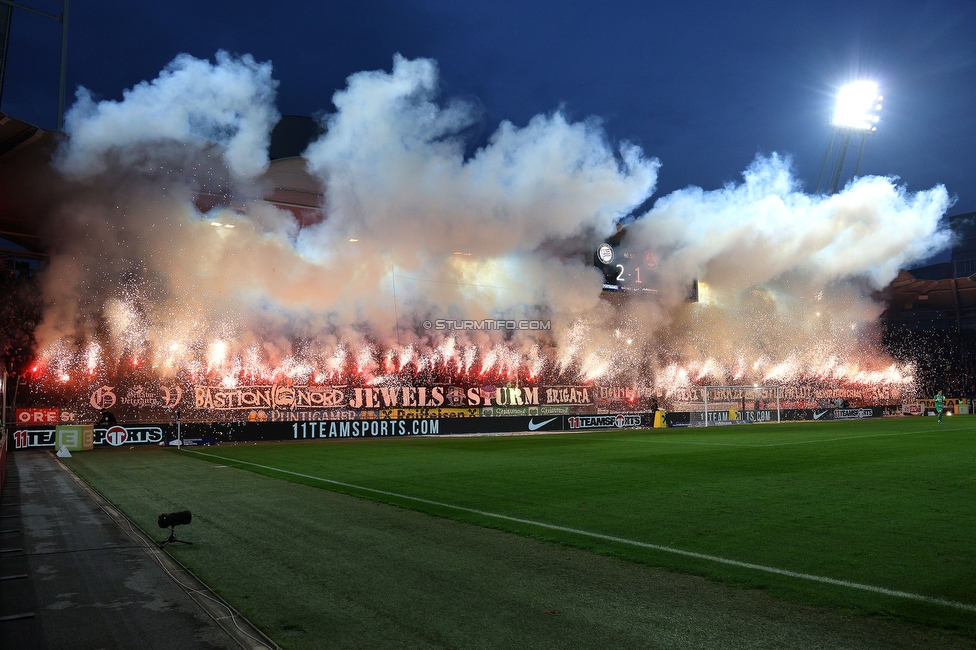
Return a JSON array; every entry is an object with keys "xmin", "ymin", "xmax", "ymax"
[
  {"xmin": 883, "ymin": 328, "xmax": 976, "ymax": 399},
  {"xmin": 0, "ymin": 267, "xmax": 43, "ymax": 376}
]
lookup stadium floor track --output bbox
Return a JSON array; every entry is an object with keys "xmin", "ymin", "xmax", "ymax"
[{"xmin": 0, "ymin": 449, "xmax": 263, "ymax": 650}]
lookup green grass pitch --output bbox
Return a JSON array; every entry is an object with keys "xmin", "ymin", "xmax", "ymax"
[{"xmin": 62, "ymin": 417, "xmax": 976, "ymax": 647}]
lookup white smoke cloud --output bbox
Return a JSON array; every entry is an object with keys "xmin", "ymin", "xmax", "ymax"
[
  {"xmin": 627, "ymin": 154, "xmax": 951, "ymax": 294},
  {"xmin": 56, "ymin": 51, "xmax": 279, "ymax": 180},
  {"xmin": 303, "ymin": 56, "xmax": 654, "ymax": 256},
  {"xmin": 33, "ymin": 53, "xmax": 951, "ymax": 391},
  {"xmin": 298, "ymin": 55, "xmax": 657, "ymax": 329},
  {"xmin": 587, "ymin": 154, "xmax": 953, "ymax": 386},
  {"xmin": 37, "ymin": 53, "xmax": 660, "ymax": 380}
]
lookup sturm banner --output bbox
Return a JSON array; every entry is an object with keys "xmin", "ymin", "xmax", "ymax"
[{"xmin": 194, "ymin": 384, "xmax": 594, "ymax": 411}]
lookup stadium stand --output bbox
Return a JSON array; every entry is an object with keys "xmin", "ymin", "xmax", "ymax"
[
  {"xmin": 884, "ymin": 328, "xmax": 976, "ymax": 401},
  {"xmin": 882, "ymin": 211, "xmax": 976, "ymax": 332}
]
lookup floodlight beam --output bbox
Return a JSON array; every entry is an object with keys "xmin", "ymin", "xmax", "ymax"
[
  {"xmin": 814, "ymin": 131, "xmax": 836, "ymax": 194},
  {"xmin": 852, "ymin": 136, "xmax": 868, "ymax": 179},
  {"xmin": 828, "ymin": 132, "xmax": 852, "ymax": 195}
]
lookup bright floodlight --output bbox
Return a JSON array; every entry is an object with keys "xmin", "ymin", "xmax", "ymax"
[{"xmin": 832, "ymin": 81, "xmax": 882, "ymax": 132}]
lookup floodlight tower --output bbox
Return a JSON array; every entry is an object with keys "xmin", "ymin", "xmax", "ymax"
[
  {"xmin": 815, "ymin": 81, "xmax": 883, "ymax": 194},
  {"xmin": 0, "ymin": 0, "xmax": 69, "ymax": 129}
]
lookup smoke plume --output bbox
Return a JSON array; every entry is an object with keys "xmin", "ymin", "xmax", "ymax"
[{"xmin": 32, "ymin": 52, "xmax": 950, "ymax": 391}]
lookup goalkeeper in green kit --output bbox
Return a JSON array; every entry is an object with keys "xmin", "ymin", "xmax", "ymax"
[{"xmin": 935, "ymin": 391, "xmax": 945, "ymax": 424}]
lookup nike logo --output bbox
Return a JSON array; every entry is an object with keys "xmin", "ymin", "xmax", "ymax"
[
  {"xmin": 528, "ymin": 417, "xmax": 558, "ymax": 431},
  {"xmin": 813, "ymin": 410, "xmax": 828, "ymax": 420}
]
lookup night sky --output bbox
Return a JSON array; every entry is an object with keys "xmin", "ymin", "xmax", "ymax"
[{"xmin": 3, "ymin": 0, "xmax": 975, "ymax": 229}]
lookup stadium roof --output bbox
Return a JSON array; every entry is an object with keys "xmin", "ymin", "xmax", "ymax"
[
  {"xmin": 0, "ymin": 112, "xmax": 324, "ymax": 257},
  {"xmin": 881, "ymin": 270, "xmax": 976, "ymax": 331},
  {"xmin": 0, "ymin": 111, "xmax": 61, "ymax": 254}
]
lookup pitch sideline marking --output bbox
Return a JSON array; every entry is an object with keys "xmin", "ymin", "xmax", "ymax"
[
  {"xmin": 639, "ymin": 426, "xmax": 956, "ymax": 448},
  {"xmin": 184, "ymin": 449, "xmax": 976, "ymax": 613}
]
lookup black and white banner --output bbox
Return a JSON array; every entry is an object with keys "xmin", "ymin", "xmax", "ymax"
[
  {"xmin": 567, "ymin": 414, "xmax": 645, "ymax": 429},
  {"xmin": 11, "ymin": 425, "xmax": 165, "ymax": 449},
  {"xmin": 11, "ymin": 414, "xmax": 647, "ymax": 448},
  {"xmin": 10, "ymin": 407, "xmax": 884, "ymax": 449},
  {"xmin": 668, "ymin": 407, "xmax": 884, "ymax": 426}
]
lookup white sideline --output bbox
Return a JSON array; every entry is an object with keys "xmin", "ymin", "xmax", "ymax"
[
  {"xmin": 643, "ymin": 426, "xmax": 950, "ymax": 448},
  {"xmin": 185, "ymin": 449, "xmax": 976, "ymax": 614}
]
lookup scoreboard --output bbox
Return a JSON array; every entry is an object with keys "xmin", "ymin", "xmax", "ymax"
[
  {"xmin": 594, "ymin": 236, "xmax": 698, "ymax": 301},
  {"xmin": 594, "ymin": 241, "xmax": 660, "ymax": 294}
]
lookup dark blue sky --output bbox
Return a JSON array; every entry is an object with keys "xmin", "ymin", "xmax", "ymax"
[{"xmin": 4, "ymin": 0, "xmax": 975, "ymax": 220}]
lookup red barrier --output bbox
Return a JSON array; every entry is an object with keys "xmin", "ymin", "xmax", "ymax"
[{"xmin": 0, "ymin": 428, "xmax": 7, "ymax": 498}]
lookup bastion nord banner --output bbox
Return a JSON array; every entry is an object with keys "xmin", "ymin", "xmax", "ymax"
[{"xmin": 16, "ymin": 379, "xmax": 902, "ymax": 427}]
